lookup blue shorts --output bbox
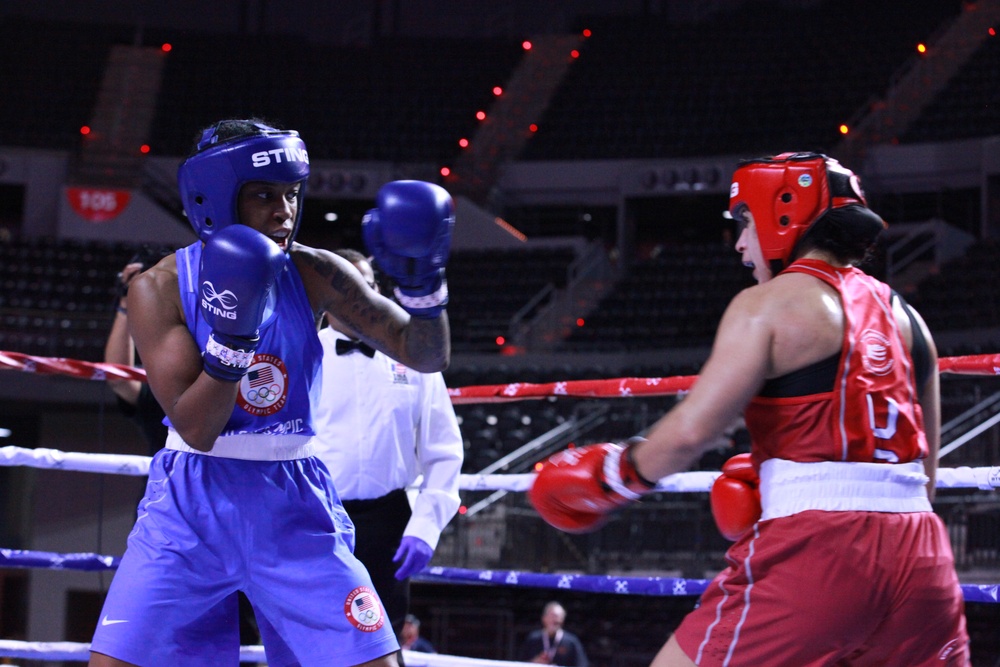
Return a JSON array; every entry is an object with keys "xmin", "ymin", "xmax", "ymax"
[{"xmin": 90, "ymin": 449, "xmax": 399, "ymax": 667}]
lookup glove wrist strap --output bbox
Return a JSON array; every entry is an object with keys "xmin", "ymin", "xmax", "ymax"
[
  {"xmin": 394, "ymin": 279, "xmax": 448, "ymax": 314},
  {"xmin": 603, "ymin": 439, "xmax": 657, "ymax": 501},
  {"xmin": 204, "ymin": 332, "xmax": 258, "ymax": 382},
  {"xmin": 602, "ymin": 445, "xmax": 653, "ymax": 502},
  {"xmin": 623, "ymin": 438, "xmax": 659, "ymax": 489}
]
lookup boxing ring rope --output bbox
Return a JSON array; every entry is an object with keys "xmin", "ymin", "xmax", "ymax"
[
  {"xmin": 0, "ymin": 639, "xmax": 528, "ymax": 666},
  {"xmin": 0, "ymin": 445, "xmax": 997, "ymax": 493},
  {"xmin": 3, "ymin": 350, "xmax": 998, "ymax": 396},
  {"xmin": 0, "ymin": 351, "xmax": 998, "ymax": 662}
]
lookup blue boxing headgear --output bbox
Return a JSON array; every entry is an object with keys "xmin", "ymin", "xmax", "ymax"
[{"xmin": 178, "ymin": 121, "xmax": 310, "ymax": 243}]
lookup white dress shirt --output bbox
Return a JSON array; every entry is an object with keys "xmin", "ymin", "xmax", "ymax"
[{"xmin": 309, "ymin": 327, "xmax": 464, "ymax": 550}]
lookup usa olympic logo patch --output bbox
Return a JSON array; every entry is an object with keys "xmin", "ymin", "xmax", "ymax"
[
  {"xmin": 344, "ymin": 586, "xmax": 384, "ymax": 632},
  {"xmin": 237, "ymin": 354, "xmax": 289, "ymax": 416}
]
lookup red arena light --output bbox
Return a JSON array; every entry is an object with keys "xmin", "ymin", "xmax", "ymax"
[
  {"xmin": 522, "ymin": 40, "xmax": 532, "ymax": 50},
  {"xmin": 576, "ymin": 318, "xmax": 585, "ymax": 327},
  {"xmin": 529, "ymin": 124, "xmax": 538, "ymax": 133},
  {"xmin": 458, "ymin": 505, "xmax": 468, "ymax": 515},
  {"xmin": 839, "ymin": 124, "xmax": 849, "ymax": 135},
  {"xmin": 582, "ymin": 28, "xmax": 592, "ymax": 38},
  {"xmin": 570, "ymin": 49, "xmax": 580, "ymax": 59},
  {"xmin": 989, "ymin": 27, "xmax": 996, "ymax": 36},
  {"xmin": 496, "ymin": 336, "xmax": 506, "ymax": 346},
  {"xmin": 139, "ymin": 144, "xmax": 151, "ymax": 154},
  {"xmin": 476, "ymin": 110, "xmax": 487, "ymax": 121},
  {"xmin": 458, "ymin": 138, "xmax": 469, "ymax": 148},
  {"xmin": 80, "ymin": 126, "xmax": 91, "ymax": 135},
  {"xmin": 439, "ymin": 166, "xmax": 451, "ymax": 177},
  {"xmin": 492, "ymin": 86, "xmax": 503, "ymax": 96},
  {"xmin": 161, "ymin": 43, "xmax": 172, "ymax": 53}
]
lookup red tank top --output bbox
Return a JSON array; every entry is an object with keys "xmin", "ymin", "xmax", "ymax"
[{"xmin": 744, "ymin": 259, "xmax": 928, "ymax": 465}]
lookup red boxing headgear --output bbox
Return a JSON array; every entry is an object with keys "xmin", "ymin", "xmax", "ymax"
[{"xmin": 729, "ymin": 152, "xmax": 869, "ymax": 272}]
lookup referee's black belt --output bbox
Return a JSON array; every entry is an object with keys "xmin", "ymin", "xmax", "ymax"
[{"xmin": 341, "ymin": 487, "xmax": 408, "ymax": 512}]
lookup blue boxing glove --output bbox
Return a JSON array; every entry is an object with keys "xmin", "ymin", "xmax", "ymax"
[
  {"xmin": 392, "ymin": 535, "xmax": 434, "ymax": 580},
  {"xmin": 199, "ymin": 225, "xmax": 286, "ymax": 382},
  {"xmin": 363, "ymin": 180, "xmax": 454, "ymax": 319}
]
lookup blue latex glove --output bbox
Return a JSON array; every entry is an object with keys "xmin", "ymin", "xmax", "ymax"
[{"xmin": 393, "ymin": 536, "xmax": 433, "ymax": 580}]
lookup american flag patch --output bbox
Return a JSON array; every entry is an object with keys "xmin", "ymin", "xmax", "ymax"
[
  {"xmin": 344, "ymin": 585, "xmax": 384, "ymax": 632},
  {"xmin": 248, "ymin": 366, "xmax": 274, "ymax": 388},
  {"xmin": 392, "ymin": 363, "xmax": 410, "ymax": 385}
]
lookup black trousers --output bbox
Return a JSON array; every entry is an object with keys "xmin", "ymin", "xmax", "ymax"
[{"xmin": 342, "ymin": 488, "xmax": 413, "ymax": 636}]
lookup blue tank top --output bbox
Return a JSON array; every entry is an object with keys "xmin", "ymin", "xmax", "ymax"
[{"xmin": 171, "ymin": 241, "xmax": 323, "ymax": 438}]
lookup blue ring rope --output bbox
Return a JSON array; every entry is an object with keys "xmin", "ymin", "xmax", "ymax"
[{"xmin": 3, "ymin": 549, "xmax": 995, "ymax": 603}]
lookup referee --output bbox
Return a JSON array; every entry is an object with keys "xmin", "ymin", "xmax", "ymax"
[{"xmin": 309, "ymin": 249, "xmax": 464, "ymax": 637}]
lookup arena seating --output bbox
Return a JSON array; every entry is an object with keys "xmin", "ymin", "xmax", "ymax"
[
  {"xmin": 523, "ymin": 0, "xmax": 963, "ymax": 160},
  {"xmin": 901, "ymin": 30, "xmax": 1000, "ymax": 144},
  {"xmin": 0, "ymin": 15, "xmax": 525, "ymax": 163},
  {"xmin": 1, "ymin": 0, "xmax": 970, "ymax": 162},
  {"xmin": 908, "ymin": 237, "xmax": 1000, "ymax": 339},
  {"xmin": 0, "ymin": 238, "xmax": 168, "ymax": 361},
  {"xmin": 446, "ymin": 246, "xmax": 578, "ymax": 353},
  {"xmin": 149, "ymin": 34, "xmax": 526, "ymax": 162},
  {"xmin": 561, "ymin": 242, "xmax": 754, "ymax": 351},
  {"xmin": 0, "ymin": 18, "xmax": 123, "ymax": 150},
  {"xmin": 0, "ymin": 239, "xmax": 581, "ymax": 361}
]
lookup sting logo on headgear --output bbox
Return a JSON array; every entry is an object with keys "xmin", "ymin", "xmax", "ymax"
[
  {"xmin": 250, "ymin": 146, "xmax": 309, "ymax": 168},
  {"xmin": 201, "ymin": 281, "xmax": 238, "ymax": 320},
  {"xmin": 728, "ymin": 152, "xmax": 870, "ymax": 274},
  {"xmin": 178, "ymin": 121, "xmax": 310, "ymax": 245}
]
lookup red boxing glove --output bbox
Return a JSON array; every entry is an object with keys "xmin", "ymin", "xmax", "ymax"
[
  {"xmin": 710, "ymin": 453, "xmax": 762, "ymax": 541},
  {"xmin": 528, "ymin": 440, "xmax": 657, "ymax": 534}
]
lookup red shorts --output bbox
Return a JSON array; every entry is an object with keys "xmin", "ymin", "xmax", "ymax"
[{"xmin": 674, "ymin": 510, "xmax": 969, "ymax": 666}]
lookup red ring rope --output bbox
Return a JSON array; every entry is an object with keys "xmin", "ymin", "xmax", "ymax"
[{"xmin": 1, "ymin": 350, "xmax": 997, "ymax": 402}]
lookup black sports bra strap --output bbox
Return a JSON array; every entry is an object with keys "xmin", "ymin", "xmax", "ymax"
[{"xmin": 892, "ymin": 291, "xmax": 931, "ymax": 393}]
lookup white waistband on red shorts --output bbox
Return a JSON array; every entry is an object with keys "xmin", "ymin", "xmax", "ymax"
[
  {"xmin": 165, "ymin": 429, "xmax": 316, "ymax": 461},
  {"xmin": 759, "ymin": 458, "xmax": 932, "ymax": 520}
]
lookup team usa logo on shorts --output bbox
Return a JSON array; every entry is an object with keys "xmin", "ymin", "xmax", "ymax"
[
  {"xmin": 344, "ymin": 586, "xmax": 385, "ymax": 632},
  {"xmin": 237, "ymin": 354, "xmax": 289, "ymax": 416}
]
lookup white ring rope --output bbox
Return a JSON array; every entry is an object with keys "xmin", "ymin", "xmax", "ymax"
[
  {"xmin": 0, "ymin": 640, "xmax": 533, "ymax": 665},
  {"xmin": 2, "ymin": 445, "xmax": 998, "ymax": 491}
]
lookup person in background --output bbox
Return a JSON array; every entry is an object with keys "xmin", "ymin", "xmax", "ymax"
[
  {"xmin": 104, "ymin": 247, "xmax": 171, "ymax": 451},
  {"xmin": 517, "ymin": 601, "xmax": 588, "ymax": 666},
  {"xmin": 310, "ymin": 248, "xmax": 463, "ymax": 636},
  {"xmin": 89, "ymin": 118, "xmax": 453, "ymax": 667},
  {"xmin": 529, "ymin": 152, "xmax": 968, "ymax": 665},
  {"xmin": 399, "ymin": 614, "xmax": 436, "ymax": 654}
]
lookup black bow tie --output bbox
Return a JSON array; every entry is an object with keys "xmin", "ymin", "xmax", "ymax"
[{"xmin": 335, "ymin": 338, "xmax": 376, "ymax": 358}]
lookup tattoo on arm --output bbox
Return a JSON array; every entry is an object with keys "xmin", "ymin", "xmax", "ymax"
[
  {"xmin": 299, "ymin": 249, "xmax": 402, "ymax": 344},
  {"xmin": 297, "ymin": 248, "xmax": 449, "ymax": 370}
]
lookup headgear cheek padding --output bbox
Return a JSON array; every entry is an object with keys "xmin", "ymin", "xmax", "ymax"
[
  {"xmin": 729, "ymin": 152, "xmax": 868, "ymax": 271},
  {"xmin": 178, "ymin": 123, "xmax": 310, "ymax": 242}
]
